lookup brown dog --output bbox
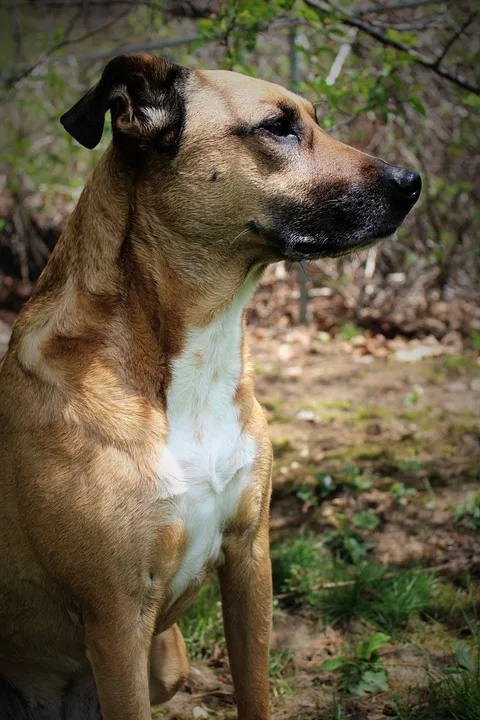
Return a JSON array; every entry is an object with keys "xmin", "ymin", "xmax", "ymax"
[{"xmin": 0, "ymin": 53, "xmax": 420, "ymax": 720}]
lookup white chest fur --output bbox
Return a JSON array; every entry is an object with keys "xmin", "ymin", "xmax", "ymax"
[{"xmin": 157, "ymin": 280, "xmax": 257, "ymax": 602}]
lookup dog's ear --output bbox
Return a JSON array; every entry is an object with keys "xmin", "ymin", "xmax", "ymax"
[{"xmin": 60, "ymin": 53, "xmax": 189, "ymax": 154}]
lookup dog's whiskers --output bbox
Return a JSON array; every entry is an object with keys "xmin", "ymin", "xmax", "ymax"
[{"xmin": 228, "ymin": 228, "xmax": 250, "ymax": 246}]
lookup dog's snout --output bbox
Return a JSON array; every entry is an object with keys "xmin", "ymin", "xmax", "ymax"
[{"xmin": 383, "ymin": 165, "xmax": 422, "ymax": 203}]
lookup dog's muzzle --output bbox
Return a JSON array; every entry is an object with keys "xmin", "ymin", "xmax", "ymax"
[{"xmin": 255, "ymin": 161, "xmax": 422, "ymax": 262}]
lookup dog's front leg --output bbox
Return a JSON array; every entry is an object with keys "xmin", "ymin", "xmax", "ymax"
[
  {"xmin": 218, "ymin": 520, "xmax": 272, "ymax": 720},
  {"xmin": 84, "ymin": 606, "xmax": 152, "ymax": 720}
]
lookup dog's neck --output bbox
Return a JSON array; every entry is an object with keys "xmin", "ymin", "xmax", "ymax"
[{"xmin": 16, "ymin": 147, "xmax": 261, "ymax": 401}]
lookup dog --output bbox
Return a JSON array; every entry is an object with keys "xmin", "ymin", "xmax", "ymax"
[{"xmin": 0, "ymin": 53, "xmax": 421, "ymax": 720}]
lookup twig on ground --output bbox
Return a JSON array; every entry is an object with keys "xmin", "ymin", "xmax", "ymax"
[{"xmin": 273, "ymin": 560, "xmax": 472, "ymax": 601}]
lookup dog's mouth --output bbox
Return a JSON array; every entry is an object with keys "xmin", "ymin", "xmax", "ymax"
[
  {"xmin": 276, "ymin": 226, "xmax": 400, "ymax": 262},
  {"xmin": 254, "ymin": 164, "xmax": 421, "ymax": 262}
]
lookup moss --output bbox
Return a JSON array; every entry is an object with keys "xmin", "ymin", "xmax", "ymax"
[
  {"xmin": 410, "ymin": 621, "xmax": 470, "ymax": 655},
  {"xmin": 356, "ymin": 405, "xmax": 390, "ymax": 420},
  {"xmin": 397, "ymin": 408, "xmax": 435, "ymax": 430},
  {"xmin": 444, "ymin": 355, "xmax": 480, "ymax": 373},
  {"xmin": 350, "ymin": 445, "xmax": 396, "ymax": 462},
  {"xmin": 271, "ymin": 410, "xmax": 294, "ymax": 424},
  {"xmin": 301, "ymin": 399, "xmax": 354, "ymax": 413},
  {"xmin": 326, "ymin": 445, "xmax": 398, "ymax": 474},
  {"xmin": 264, "ymin": 397, "xmax": 294, "ymax": 424},
  {"xmin": 397, "ymin": 438, "xmax": 425, "ymax": 454},
  {"xmin": 425, "ymin": 578, "xmax": 480, "ymax": 632},
  {"xmin": 448, "ymin": 420, "xmax": 479, "ymax": 437},
  {"xmin": 271, "ymin": 437, "xmax": 295, "ymax": 458},
  {"xmin": 323, "ymin": 400, "xmax": 354, "ymax": 411}
]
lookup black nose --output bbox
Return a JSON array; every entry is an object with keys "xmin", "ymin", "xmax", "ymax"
[{"xmin": 384, "ymin": 165, "xmax": 422, "ymax": 203}]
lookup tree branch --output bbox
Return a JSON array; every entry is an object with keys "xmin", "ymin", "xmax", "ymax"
[
  {"xmin": 4, "ymin": 9, "xmax": 130, "ymax": 89},
  {"xmin": 304, "ymin": 0, "xmax": 480, "ymax": 95},
  {"xmin": 432, "ymin": 9, "xmax": 478, "ymax": 69},
  {"xmin": 358, "ymin": 0, "xmax": 446, "ymax": 15}
]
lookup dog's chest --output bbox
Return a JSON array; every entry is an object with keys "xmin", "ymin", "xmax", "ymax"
[{"xmin": 157, "ymin": 292, "xmax": 257, "ymax": 602}]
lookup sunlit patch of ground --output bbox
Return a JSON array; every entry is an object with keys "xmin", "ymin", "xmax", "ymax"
[{"xmin": 159, "ymin": 327, "xmax": 479, "ymax": 719}]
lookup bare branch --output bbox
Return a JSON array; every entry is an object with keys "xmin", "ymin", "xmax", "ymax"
[
  {"xmin": 433, "ymin": 9, "xmax": 478, "ymax": 69},
  {"xmin": 3, "ymin": 9, "xmax": 130, "ymax": 89},
  {"xmin": 358, "ymin": 0, "xmax": 446, "ymax": 14},
  {"xmin": 304, "ymin": 0, "xmax": 480, "ymax": 95}
]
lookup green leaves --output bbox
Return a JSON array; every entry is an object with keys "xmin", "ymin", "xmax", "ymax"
[
  {"xmin": 197, "ymin": 0, "xmax": 296, "ymax": 69},
  {"xmin": 454, "ymin": 489, "xmax": 480, "ymax": 531},
  {"xmin": 355, "ymin": 632, "xmax": 390, "ymax": 661},
  {"xmin": 319, "ymin": 632, "xmax": 390, "ymax": 696},
  {"xmin": 353, "ymin": 510, "xmax": 380, "ymax": 531},
  {"xmin": 352, "ymin": 668, "xmax": 389, "ymax": 696},
  {"xmin": 409, "ymin": 97, "xmax": 427, "ymax": 116},
  {"xmin": 319, "ymin": 656, "xmax": 347, "ymax": 673}
]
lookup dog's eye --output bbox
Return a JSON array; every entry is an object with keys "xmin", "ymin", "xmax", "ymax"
[{"xmin": 258, "ymin": 117, "xmax": 296, "ymax": 139}]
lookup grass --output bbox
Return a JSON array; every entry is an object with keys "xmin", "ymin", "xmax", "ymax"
[
  {"xmin": 271, "ymin": 533, "xmax": 327, "ymax": 597},
  {"xmin": 172, "ymin": 376, "xmax": 477, "ymax": 717},
  {"xmin": 317, "ymin": 564, "xmax": 435, "ymax": 633},
  {"xmin": 271, "ymin": 531, "xmax": 436, "ymax": 634},
  {"xmin": 332, "ymin": 695, "xmax": 346, "ymax": 719},
  {"xmin": 424, "ymin": 576, "xmax": 479, "ymax": 634},
  {"xmin": 178, "ymin": 577, "xmax": 224, "ymax": 660},
  {"xmin": 291, "ymin": 464, "xmax": 374, "ymax": 509},
  {"xmin": 391, "ymin": 646, "xmax": 480, "ymax": 719},
  {"xmin": 269, "ymin": 648, "xmax": 295, "ymax": 699},
  {"xmin": 454, "ymin": 489, "xmax": 480, "ymax": 530}
]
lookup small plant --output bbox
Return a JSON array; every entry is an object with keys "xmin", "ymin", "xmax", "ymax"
[
  {"xmin": 319, "ymin": 632, "xmax": 390, "ymax": 696},
  {"xmin": 324, "ymin": 513, "xmax": 376, "ymax": 564},
  {"xmin": 341, "ymin": 465, "xmax": 373, "ymax": 492},
  {"xmin": 404, "ymin": 385, "xmax": 424, "ymax": 407},
  {"xmin": 271, "ymin": 534, "xmax": 326, "ymax": 596},
  {"xmin": 391, "ymin": 645, "xmax": 480, "ymax": 720},
  {"xmin": 353, "ymin": 510, "xmax": 380, "ymax": 531},
  {"xmin": 339, "ymin": 322, "xmax": 362, "ymax": 341},
  {"xmin": 331, "ymin": 695, "xmax": 345, "ymax": 719},
  {"xmin": 454, "ymin": 489, "xmax": 480, "ymax": 531},
  {"xmin": 469, "ymin": 329, "xmax": 480, "ymax": 352},
  {"xmin": 295, "ymin": 466, "xmax": 372, "ymax": 509},
  {"xmin": 389, "ymin": 480, "xmax": 417, "ymax": 505},
  {"xmin": 295, "ymin": 472, "xmax": 335, "ymax": 508},
  {"xmin": 445, "ymin": 355, "xmax": 467, "ymax": 371},
  {"xmin": 396, "ymin": 457, "xmax": 423, "ymax": 474},
  {"xmin": 269, "ymin": 648, "xmax": 294, "ymax": 698}
]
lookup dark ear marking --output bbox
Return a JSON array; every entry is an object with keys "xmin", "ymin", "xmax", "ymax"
[
  {"xmin": 60, "ymin": 53, "xmax": 189, "ymax": 155},
  {"xmin": 60, "ymin": 82, "xmax": 108, "ymax": 150}
]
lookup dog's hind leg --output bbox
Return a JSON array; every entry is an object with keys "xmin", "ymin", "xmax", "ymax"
[{"xmin": 149, "ymin": 624, "xmax": 189, "ymax": 705}]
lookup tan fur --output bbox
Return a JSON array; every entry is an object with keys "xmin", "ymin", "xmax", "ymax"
[{"xmin": 0, "ymin": 55, "xmax": 416, "ymax": 720}]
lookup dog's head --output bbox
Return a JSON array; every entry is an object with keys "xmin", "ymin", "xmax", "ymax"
[{"xmin": 62, "ymin": 53, "xmax": 420, "ymax": 264}]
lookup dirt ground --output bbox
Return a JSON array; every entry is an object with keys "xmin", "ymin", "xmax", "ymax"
[
  {"xmin": 160, "ymin": 325, "xmax": 480, "ymax": 719},
  {"xmin": 0, "ymin": 318, "xmax": 478, "ymax": 720}
]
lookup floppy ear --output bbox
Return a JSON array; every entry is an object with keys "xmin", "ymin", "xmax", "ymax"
[{"xmin": 60, "ymin": 53, "xmax": 189, "ymax": 153}]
